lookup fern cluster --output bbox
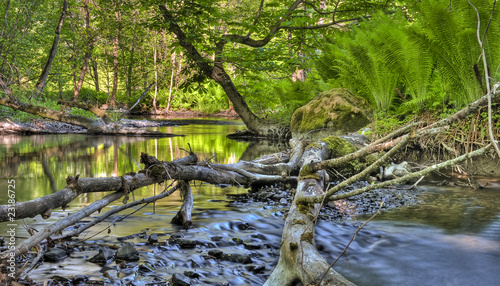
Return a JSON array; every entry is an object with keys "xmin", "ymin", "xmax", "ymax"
[{"xmin": 316, "ymin": 0, "xmax": 500, "ymax": 115}]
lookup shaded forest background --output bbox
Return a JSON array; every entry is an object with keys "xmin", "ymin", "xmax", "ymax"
[{"xmin": 1, "ymin": 0, "xmax": 499, "ymax": 132}]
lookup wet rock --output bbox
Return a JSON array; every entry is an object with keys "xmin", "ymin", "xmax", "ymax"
[
  {"xmin": 231, "ymin": 221, "xmax": 250, "ymax": 230},
  {"xmin": 89, "ymin": 247, "xmax": 114, "ymax": 264},
  {"xmin": 210, "ymin": 236, "xmax": 223, "ymax": 242},
  {"xmin": 170, "ymin": 232, "xmax": 185, "ymax": 240},
  {"xmin": 51, "ymin": 275, "xmax": 71, "ymax": 283},
  {"xmin": 148, "ymin": 233, "xmax": 159, "ymax": 243},
  {"xmin": 116, "ymin": 242, "xmax": 140, "ymax": 261},
  {"xmin": 184, "ymin": 271, "xmax": 202, "ymax": 279},
  {"xmin": 232, "ymin": 237, "xmax": 244, "ymax": 245},
  {"xmin": 171, "ymin": 273, "xmax": 191, "ymax": 286},
  {"xmin": 279, "ymin": 198, "xmax": 288, "ymax": 205},
  {"xmin": 221, "ymin": 253, "xmax": 253, "ymax": 264},
  {"xmin": 245, "ymin": 265, "xmax": 266, "ymax": 273},
  {"xmin": 251, "ymin": 233, "xmax": 267, "ymax": 240},
  {"xmin": 177, "ymin": 239, "xmax": 197, "ymax": 249},
  {"xmin": 71, "ymin": 275, "xmax": 88, "ymax": 284},
  {"xmin": 243, "ymin": 241, "xmax": 264, "ymax": 250},
  {"xmin": 138, "ymin": 263, "xmax": 154, "ymax": 273},
  {"xmin": 84, "ymin": 281, "xmax": 105, "ymax": 285},
  {"xmin": 104, "ymin": 269, "xmax": 119, "ymax": 280},
  {"xmin": 187, "ymin": 259, "xmax": 200, "ymax": 268},
  {"xmin": 207, "ymin": 249, "xmax": 223, "ymax": 259},
  {"xmin": 44, "ymin": 247, "xmax": 68, "ymax": 262}
]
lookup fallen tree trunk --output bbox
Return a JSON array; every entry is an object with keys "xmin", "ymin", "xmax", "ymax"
[
  {"xmin": 265, "ymin": 141, "xmax": 354, "ymax": 286},
  {"xmin": 0, "ymin": 153, "xmax": 198, "ymax": 222}
]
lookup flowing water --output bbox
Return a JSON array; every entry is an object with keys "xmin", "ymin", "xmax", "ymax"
[{"xmin": 1, "ymin": 118, "xmax": 500, "ymax": 285}]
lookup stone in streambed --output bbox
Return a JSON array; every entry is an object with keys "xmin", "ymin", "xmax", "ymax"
[
  {"xmin": 44, "ymin": 247, "xmax": 68, "ymax": 262},
  {"xmin": 221, "ymin": 253, "xmax": 253, "ymax": 264},
  {"xmin": 89, "ymin": 247, "xmax": 115, "ymax": 264},
  {"xmin": 148, "ymin": 233, "xmax": 159, "ymax": 243},
  {"xmin": 177, "ymin": 239, "xmax": 197, "ymax": 249},
  {"xmin": 207, "ymin": 249, "xmax": 223, "ymax": 259},
  {"xmin": 115, "ymin": 242, "xmax": 139, "ymax": 261},
  {"xmin": 171, "ymin": 273, "xmax": 191, "ymax": 286}
]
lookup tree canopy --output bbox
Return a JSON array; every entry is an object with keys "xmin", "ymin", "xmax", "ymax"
[{"xmin": 0, "ymin": 0, "xmax": 498, "ymax": 137}]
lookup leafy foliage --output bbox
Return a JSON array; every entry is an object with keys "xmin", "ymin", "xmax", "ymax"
[{"xmin": 316, "ymin": 0, "xmax": 500, "ymax": 116}]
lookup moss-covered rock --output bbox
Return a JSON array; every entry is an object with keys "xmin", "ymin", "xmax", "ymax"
[{"xmin": 290, "ymin": 88, "xmax": 372, "ymax": 139}]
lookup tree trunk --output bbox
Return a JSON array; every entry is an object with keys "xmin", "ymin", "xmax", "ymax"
[
  {"xmin": 153, "ymin": 37, "xmax": 158, "ymax": 112},
  {"xmin": 72, "ymin": 0, "xmax": 93, "ymax": 101},
  {"xmin": 110, "ymin": 9, "xmax": 121, "ymax": 107},
  {"xmin": 91, "ymin": 56, "xmax": 99, "ymax": 92},
  {"xmin": 158, "ymin": 5, "xmax": 290, "ymax": 139},
  {"xmin": 126, "ymin": 47, "xmax": 135, "ymax": 99},
  {"xmin": 110, "ymin": 34, "xmax": 119, "ymax": 107},
  {"xmin": 166, "ymin": 52, "xmax": 175, "ymax": 112},
  {"xmin": 30, "ymin": 0, "xmax": 68, "ymax": 100}
]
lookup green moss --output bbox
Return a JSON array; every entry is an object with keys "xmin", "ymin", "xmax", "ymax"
[
  {"xmin": 300, "ymin": 231, "xmax": 314, "ymax": 244},
  {"xmin": 321, "ymin": 136, "xmax": 357, "ymax": 158},
  {"xmin": 292, "ymin": 219, "xmax": 307, "ymax": 225},
  {"xmin": 297, "ymin": 204, "xmax": 310, "ymax": 215},
  {"xmin": 290, "ymin": 88, "xmax": 372, "ymax": 135},
  {"xmin": 289, "ymin": 242, "xmax": 299, "ymax": 251}
]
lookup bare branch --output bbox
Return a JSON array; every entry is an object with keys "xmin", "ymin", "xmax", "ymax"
[{"xmin": 467, "ymin": 0, "xmax": 500, "ymax": 158}]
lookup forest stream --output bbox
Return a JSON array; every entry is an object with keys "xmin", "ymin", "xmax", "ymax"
[{"xmin": 1, "ymin": 119, "xmax": 500, "ymax": 286}]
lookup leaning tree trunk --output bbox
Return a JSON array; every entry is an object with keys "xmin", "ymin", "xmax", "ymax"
[
  {"xmin": 158, "ymin": 5, "xmax": 290, "ymax": 139},
  {"xmin": 30, "ymin": 0, "xmax": 68, "ymax": 100}
]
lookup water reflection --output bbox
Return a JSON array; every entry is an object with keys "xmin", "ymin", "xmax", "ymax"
[{"xmin": 0, "ymin": 120, "xmax": 249, "ymax": 203}]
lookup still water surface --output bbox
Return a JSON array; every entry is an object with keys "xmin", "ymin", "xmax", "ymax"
[{"xmin": 1, "ymin": 118, "xmax": 499, "ymax": 285}]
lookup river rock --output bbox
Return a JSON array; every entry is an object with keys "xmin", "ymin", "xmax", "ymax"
[
  {"xmin": 208, "ymin": 249, "xmax": 223, "ymax": 259},
  {"xmin": 44, "ymin": 247, "xmax": 68, "ymax": 262},
  {"xmin": 104, "ymin": 269, "xmax": 119, "ymax": 280},
  {"xmin": 115, "ymin": 242, "xmax": 140, "ymax": 261},
  {"xmin": 89, "ymin": 247, "xmax": 114, "ymax": 264},
  {"xmin": 383, "ymin": 162, "xmax": 410, "ymax": 180},
  {"xmin": 177, "ymin": 239, "xmax": 197, "ymax": 249},
  {"xmin": 148, "ymin": 233, "xmax": 159, "ymax": 243},
  {"xmin": 221, "ymin": 253, "xmax": 253, "ymax": 264},
  {"xmin": 290, "ymin": 88, "xmax": 372, "ymax": 140},
  {"xmin": 171, "ymin": 273, "xmax": 191, "ymax": 286}
]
